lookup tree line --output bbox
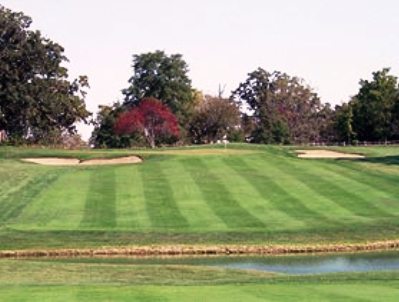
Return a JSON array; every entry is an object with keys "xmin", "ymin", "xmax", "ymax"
[
  {"xmin": 1, "ymin": 5, "xmax": 399, "ymax": 148},
  {"xmin": 91, "ymin": 53, "xmax": 399, "ymax": 148}
]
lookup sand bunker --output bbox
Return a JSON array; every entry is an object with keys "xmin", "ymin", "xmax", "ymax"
[
  {"xmin": 22, "ymin": 156, "xmax": 142, "ymax": 166},
  {"xmin": 296, "ymin": 149, "xmax": 365, "ymax": 159}
]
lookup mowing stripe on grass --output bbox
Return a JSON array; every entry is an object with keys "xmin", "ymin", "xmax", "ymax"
[
  {"xmin": 257, "ymin": 156, "xmax": 370, "ymax": 222},
  {"xmin": 0, "ymin": 162, "xmax": 34, "ymax": 199},
  {"xmin": 334, "ymin": 161, "xmax": 399, "ymax": 200},
  {"xmin": 339, "ymin": 161, "xmax": 399, "ymax": 193},
  {"xmin": 80, "ymin": 168, "xmax": 117, "ymax": 229},
  {"xmin": 14, "ymin": 169, "xmax": 90, "ymax": 229},
  {"xmin": 225, "ymin": 157, "xmax": 335, "ymax": 228},
  {"xmin": 230, "ymin": 156, "xmax": 352, "ymax": 224},
  {"xmin": 114, "ymin": 166, "xmax": 151, "ymax": 229},
  {"xmin": 243, "ymin": 285, "xmax": 368, "ymax": 302},
  {"xmin": 310, "ymin": 160, "xmax": 398, "ymax": 202},
  {"xmin": 183, "ymin": 158, "xmax": 265, "ymax": 229},
  {"xmin": 140, "ymin": 162, "xmax": 189, "ymax": 229},
  {"xmin": 216, "ymin": 157, "xmax": 306, "ymax": 231},
  {"xmin": 164, "ymin": 160, "xmax": 229, "ymax": 230},
  {"xmin": 284, "ymin": 157, "xmax": 395, "ymax": 218},
  {"xmin": 75, "ymin": 287, "xmax": 170, "ymax": 302},
  {"xmin": 0, "ymin": 170, "xmax": 62, "ymax": 223},
  {"xmin": 261, "ymin": 158, "xmax": 357, "ymax": 222},
  {"xmin": 309, "ymin": 286, "xmax": 381, "ymax": 302},
  {"xmin": 312, "ymin": 283, "xmax": 399, "ymax": 302},
  {"xmin": 1, "ymin": 283, "xmax": 399, "ymax": 302},
  {"xmin": 316, "ymin": 161, "xmax": 399, "ymax": 213}
]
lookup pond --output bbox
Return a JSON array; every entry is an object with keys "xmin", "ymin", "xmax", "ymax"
[
  {"xmin": 54, "ymin": 250, "xmax": 399, "ymax": 275},
  {"xmin": 213, "ymin": 251, "xmax": 399, "ymax": 274}
]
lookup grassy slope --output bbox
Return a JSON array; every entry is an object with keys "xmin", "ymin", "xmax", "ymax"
[
  {"xmin": 1, "ymin": 144, "xmax": 399, "ymax": 249},
  {"xmin": 0, "ymin": 258, "xmax": 399, "ymax": 301},
  {"xmin": 2, "ymin": 146, "xmax": 399, "ymax": 301}
]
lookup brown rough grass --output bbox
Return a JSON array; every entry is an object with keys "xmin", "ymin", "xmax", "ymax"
[{"xmin": 2, "ymin": 240, "xmax": 399, "ymax": 258}]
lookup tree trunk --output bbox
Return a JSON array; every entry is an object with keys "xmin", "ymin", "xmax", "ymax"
[{"xmin": 144, "ymin": 128, "xmax": 156, "ymax": 148}]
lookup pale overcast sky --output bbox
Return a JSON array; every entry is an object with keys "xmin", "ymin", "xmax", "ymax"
[{"xmin": 2, "ymin": 0, "xmax": 399, "ymax": 139}]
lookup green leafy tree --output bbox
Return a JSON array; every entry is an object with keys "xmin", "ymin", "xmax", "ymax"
[
  {"xmin": 232, "ymin": 68, "xmax": 322, "ymax": 144},
  {"xmin": 317, "ymin": 103, "xmax": 336, "ymax": 143},
  {"xmin": 240, "ymin": 113, "xmax": 256, "ymax": 141},
  {"xmin": 0, "ymin": 5, "xmax": 90, "ymax": 144},
  {"xmin": 122, "ymin": 51, "xmax": 195, "ymax": 124},
  {"xmin": 90, "ymin": 104, "xmax": 142, "ymax": 148},
  {"xmin": 91, "ymin": 51, "xmax": 197, "ymax": 147},
  {"xmin": 334, "ymin": 103, "xmax": 356, "ymax": 143},
  {"xmin": 189, "ymin": 96, "xmax": 241, "ymax": 143},
  {"xmin": 352, "ymin": 68, "xmax": 399, "ymax": 141},
  {"xmin": 393, "ymin": 92, "xmax": 399, "ymax": 138}
]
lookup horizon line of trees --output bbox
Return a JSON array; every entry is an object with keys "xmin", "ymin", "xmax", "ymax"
[
  {"xmin": 1, "ymin": 5, "xmax": 399, "ymax": 148},
  {"xmin": 91, "ymin": 52, "xmax": 399, "ymax": 148}
]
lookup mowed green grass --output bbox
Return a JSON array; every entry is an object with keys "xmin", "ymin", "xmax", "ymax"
[
  {"xmin": 1, "ymin": 144, "xmax": 399, "ymax": 248},
  {"xmin": 1, "ymin": 258, "xmax": 399, "ymax": 301},
  {"xmin": 3, "ymin": 283, "xmax": 399, "ymax": 302}
]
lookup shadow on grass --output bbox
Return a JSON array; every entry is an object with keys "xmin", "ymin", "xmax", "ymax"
[{"xmin": 359, "ymin": 156, "xmax": 399, "ymax": 166}]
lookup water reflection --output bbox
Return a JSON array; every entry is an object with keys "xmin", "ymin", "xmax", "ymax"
[
  {"xmin": 47, "ymin": 250, "xmax": 399, "ymax": 275},
  {"xmin": 217, "ymin": 252, "xmax": 399, "ymax": 274}
]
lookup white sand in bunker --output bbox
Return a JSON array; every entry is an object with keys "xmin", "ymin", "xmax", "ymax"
[
  {"xmin": 296, "ymin": 149, "xmax": 365, "ymax": 159},
  {"xmin": 22, "ymin": 156, "xmax": 142, "ymax": 166}
]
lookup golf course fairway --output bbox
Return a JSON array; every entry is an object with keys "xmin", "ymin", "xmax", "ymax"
[{"xmin": 1, "ymin": 144, "xmax": 399, "ymax": 301}]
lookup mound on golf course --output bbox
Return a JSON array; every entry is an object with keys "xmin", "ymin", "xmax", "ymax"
[{"xmin": 0, "ymin": 144, "xmax": 398, "ymax": 251}]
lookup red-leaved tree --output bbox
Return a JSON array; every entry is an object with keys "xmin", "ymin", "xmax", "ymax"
[{"xmin": 114, "ymin": 97, "xmax": 179, "ymax": 148}]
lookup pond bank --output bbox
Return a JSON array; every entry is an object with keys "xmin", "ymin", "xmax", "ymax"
[{"xmin": 2, "ymin": 239, "xmax": 399, "ymax": 258}]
